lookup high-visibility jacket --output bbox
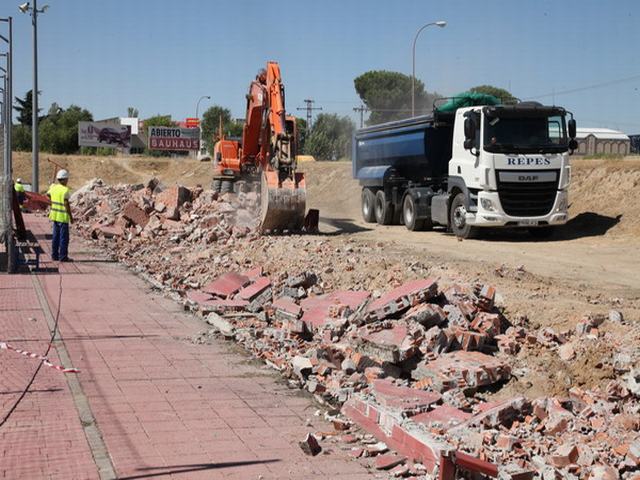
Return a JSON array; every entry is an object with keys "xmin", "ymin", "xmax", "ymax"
[
  {"xmin": 48, "ymin": 183, "xmax": 71, "ymax": 223},
  {"xmin": 14, "ymin": 182, "xmax": 25, "ymax": 193}
]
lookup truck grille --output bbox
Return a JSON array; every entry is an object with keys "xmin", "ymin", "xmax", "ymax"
[{"xmin": 496, "ymin": 170, "xmax": 559, "ymax": 217}]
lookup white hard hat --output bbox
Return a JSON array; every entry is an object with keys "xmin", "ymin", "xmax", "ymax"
[
  {"xmin": 56, "ymin": 169, "xmax": 69, "ymax": 180},
  {"xmin": 16, "ymin": 178, "xmax": 22, "ymax": 183}
]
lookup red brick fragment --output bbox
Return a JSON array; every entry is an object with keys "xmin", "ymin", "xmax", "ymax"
[
  {"xmin": 299, "ymin": 433, "xmax": 322, "ymax": 456},
  {"xmin": 375, "ymin": 453, "xmax": 406, "ymax": 470},
  {"xmin": 237, "ymin": 277, "xmax": 272, "ymax": 302},
  {"xmin": 122, "ymin": 201, "xmax": 150, "ymax": 228},
  {"xmin": 202, "ymin": 272, "xmax": 250, "ymax": 298}
]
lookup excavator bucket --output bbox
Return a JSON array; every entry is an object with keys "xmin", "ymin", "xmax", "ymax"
[{"xmin": 260, "ymin": 171, "xmax": 306, "ymax": 232}]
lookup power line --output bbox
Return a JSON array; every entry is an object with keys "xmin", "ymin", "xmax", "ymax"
[
  {"xmin": 525, "ymin": 73, "xmax": 640, "ymax": 100},
  {"xmin": 296, "ymin": 99, "xmax": 322, "ymax": 130}
]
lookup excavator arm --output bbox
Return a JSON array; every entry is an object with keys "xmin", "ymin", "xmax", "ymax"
[{"xmin": 213, "ymin": 61, "xmax": 306, "ymax": 232}]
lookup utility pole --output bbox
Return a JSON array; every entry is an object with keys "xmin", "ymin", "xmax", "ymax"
[
  {"xmin": 353, "ymin": 104, "xmax": 369, "ymax": 128},
  {"xmin": 0, "ymin": 16, "xmax": 12, "ymax": 181},
  {"xmin": 20, "ymin": 1, "xmax": 48, "ymax": 193},
  {"xmin": 297, "ymin": 99, "xmax": 322, "ymax": 130}
]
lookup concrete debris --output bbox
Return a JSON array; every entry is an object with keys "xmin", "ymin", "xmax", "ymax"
[
  {"xmin": 71, "ymin": 178, "xmax": 640, "ymax": 480},
  {"xmin": 299, "ymin": 433, "xmax": 322, "ymax": 456}
]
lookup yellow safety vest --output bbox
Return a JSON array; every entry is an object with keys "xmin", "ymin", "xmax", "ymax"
[
  {"xmin": 14, "ymin": 183, "xmax": 25, "ymax": 193},
  {"xmin": 48, "ymin": 183, "xmax": 71, "ymax": 223}
]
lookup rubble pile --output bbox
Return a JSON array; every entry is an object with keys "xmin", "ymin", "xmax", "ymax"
[{"xmin": 71, "ymin": 180, "xmax": 639, "ymax": 479}]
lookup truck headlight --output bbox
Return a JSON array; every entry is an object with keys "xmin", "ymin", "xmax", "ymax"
[
  {"xmin": 480, "ymin": 198, "xmax": 496, "ymax": 212},
  {"xmin": 556, "ymin": 194, "xmax": 568, "ymax": 212}
]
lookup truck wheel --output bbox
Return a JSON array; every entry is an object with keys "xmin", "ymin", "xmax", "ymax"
[
  {"xmin": 361, "ymin": 188, "xmax": 376, "ymax": 223},
  {"xmin": 374, "ymin": 190, "xmax": 394, "ymax": 225},
  {"xmin": 528, "ymin": 226, "xmax": 555, "ymax": 239},
  {"xmin": 450, "ymin": 192, "xmax": 478, "ymax": 239},
  {"xmin": 212, "ymin": 179, "xmax": 222, "ymax": 192},
  {"xmin": 403, "ymin": 195, "xmax": 425, "ymax": 231}
]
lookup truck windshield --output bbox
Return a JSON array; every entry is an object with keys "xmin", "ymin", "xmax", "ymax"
[{"xmin": 483, "ymin": 115, "xmax": 568, "ymax": 153}]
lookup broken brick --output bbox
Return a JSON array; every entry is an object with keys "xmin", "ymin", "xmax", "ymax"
[
  {"xmin": 299, "ymin": 433, "xmax": 321, "ymax": 456},
  {"xmin": 375, "ymin": 453, "xmax": 406, "ymax": 470},
  {"xmin": 367, "ymin": 278, "xmax": 438, "ymax": 320},
  {"xmin": 202, "ymin": 272, "xmax": 250, "ymax": 298},
  {"xmin": 122, "ymin": 201, "xmax": 150, "ymax": 228}
]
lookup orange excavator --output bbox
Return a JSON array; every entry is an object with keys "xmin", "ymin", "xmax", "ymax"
[{"xmin": 212, "ymin": 61, "xmax": 306, "ymax": 232}]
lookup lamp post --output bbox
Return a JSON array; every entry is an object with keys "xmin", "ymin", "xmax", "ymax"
[
  {"xmin": 195, "ymin": 95, "xmax": 210, "ymax": 158},
  {"xmin": 411, "ymin": 20, "xmax": 446, "ymax": 117},
  {"xmin": 0, "ymin": 16, "xmax": 12, "ymax": 180},
  {"xmin": 19, "ymin": 1, "xmax": 48, "ymax": 193},
  {"xmin": 195, "ymin": 95, "xmax": 210, "ymax": 120}
]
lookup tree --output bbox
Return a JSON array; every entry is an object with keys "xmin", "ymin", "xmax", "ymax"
[
  {"xmin": 469, "ymin": 85, "xmax": 517, "ymax": 104},
  {"xmin": 354, "ymin": 70, "xmax": 441, "ymax": 125},
  {"xmin": 305, "ymin": 114, "xmax": 355, "ymax": 161},
  {"xmin": 12, "ymin": 125, "xmax": 32, "ymax": 151},
  {"xmin": 40, "ymin": 105, "xmax": 93, "ymax": 154},
  {"xmin": 14, "ymin": 90, "xmax": 42, "ymax": 127},
  {"xmin": 200, "ymin": 105, "xmax": 243, "ymax": 154},
  {"xmin": 295, "ymin": 118, "xmax": 307, "ymax": 155}
]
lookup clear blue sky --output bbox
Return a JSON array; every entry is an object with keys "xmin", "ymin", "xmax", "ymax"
[{"xmin": 4, "ymin": 0, "xmax": 640, "ymax": 132}]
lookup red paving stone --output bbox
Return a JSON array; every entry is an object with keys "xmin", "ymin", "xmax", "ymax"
[{"xmin": 0, "ymin": 214, "xmax": 375, "ymax": 479}]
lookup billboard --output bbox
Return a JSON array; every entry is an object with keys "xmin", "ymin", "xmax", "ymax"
[
  {"xmin": 185, "ymin": 118, "xmax": 200, "ymax": 128},
  {"xmin": 78, "ymin": 122, "xmax": 131, "ymax": 148},
  {"xmin": 148, "ymin": 126, "xmax": 200, "ymax": 151}
]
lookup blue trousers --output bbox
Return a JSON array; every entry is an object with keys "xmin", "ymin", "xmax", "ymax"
[{"xmin": 52, "ymin": 221, "xmax": 69, "ymax": 261}]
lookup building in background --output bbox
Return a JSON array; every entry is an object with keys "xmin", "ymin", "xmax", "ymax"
[
  {"xmin": 575, "ymin": 128, "xmax": 630, "ymax": 156},
  {"xmin": 629, "ymin": 134, "xmax": 640, "ymax": 154}
]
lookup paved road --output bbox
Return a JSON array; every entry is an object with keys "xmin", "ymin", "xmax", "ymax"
[{"xmin": 0, "ymin": 214, "xmax": 375, "ymax": 480}]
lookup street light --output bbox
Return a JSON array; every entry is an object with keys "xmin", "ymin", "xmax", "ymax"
[
  {"xmin": 195, "ymin": 95, "xmax": 211, "ymax": 120},
  {"xmin": 411, "ymin": 20, "xmax": 446, "ymax": 116},
  {"xmin": 195, "ymin": 95, "xmax": 210, "ymax": 159},
  {"xmin": 0, "ymin": 17, "xmax": 12, "ymax": 181},
  {"xmin": 19, "ymin": 1, "xmax": 48, "ymax": 193}
]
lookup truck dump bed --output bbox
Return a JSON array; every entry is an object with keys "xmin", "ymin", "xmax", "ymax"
[{"xmin": 352, "ymin": 113, "xmax": 454, "ymax": 187}]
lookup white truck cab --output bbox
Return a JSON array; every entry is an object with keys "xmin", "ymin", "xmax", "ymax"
[{"xmin": 446, "ymin": 103, "xmax": 575, "ymax": 238}]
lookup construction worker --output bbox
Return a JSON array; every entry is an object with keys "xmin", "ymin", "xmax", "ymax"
[
  {"xmin": 14, "ymin": 178, "xmax": 26, "ymax": 206},
  {"xmin": 46, "ymin": 169, "xmax": 74, "ymax": 262}
]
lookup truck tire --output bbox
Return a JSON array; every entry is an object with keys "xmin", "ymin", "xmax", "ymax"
[
  {"xmin": 212, "ymin": 179, "xmax": 222, "ymax": 192},
  {"xmin": 374, "ymin": 190, "xmax": 394, "ymax": 225},
  {"xmin": 528, "ymin": 226, "xmax": 555, "ymax": 239},
  {"xmin": 361, "ymin": 188, "xmax": 376, "ymax": 223},
  {"xmin": 403, "ymin": 194, "xmax": 425, "ymax": 231},
  {"xmin": 450, "ymin": 192, "xmax": 478, "ymax": 239}
]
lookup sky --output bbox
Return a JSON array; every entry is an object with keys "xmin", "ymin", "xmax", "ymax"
[{"xmin": 3, "ymin": 0, "xmax": 640, "ymax": 133}]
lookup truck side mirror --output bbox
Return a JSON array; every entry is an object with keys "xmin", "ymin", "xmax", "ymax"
[{"xmin": 568, "ymin": 119, "xmax": 576, "ymax": 139}]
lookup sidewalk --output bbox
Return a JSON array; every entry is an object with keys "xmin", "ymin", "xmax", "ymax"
[{"xmin": 0, "ymin": 213, "xmax": 375, "ymax": 479}]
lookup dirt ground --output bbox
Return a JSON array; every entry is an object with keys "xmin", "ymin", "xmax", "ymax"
[{"xmin": 14, "ymin": 152, "xmax": 640, "ymax": 397}]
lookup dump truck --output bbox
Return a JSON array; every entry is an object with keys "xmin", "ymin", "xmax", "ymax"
[{"xmin": 353, "ymin": 98, "xmax": 577, "ymax": 239}]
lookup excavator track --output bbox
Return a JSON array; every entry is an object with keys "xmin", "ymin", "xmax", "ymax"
[{"xmin": 260, "ymin": 171, "xmax": 306, "ymax": 233}]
